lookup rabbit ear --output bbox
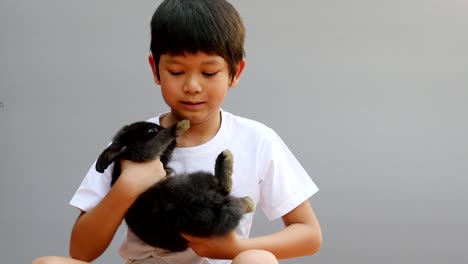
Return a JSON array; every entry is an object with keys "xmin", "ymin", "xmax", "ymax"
[{"xmin": 95, "ymin": 144, "xmax": 127, "ymax": 173}]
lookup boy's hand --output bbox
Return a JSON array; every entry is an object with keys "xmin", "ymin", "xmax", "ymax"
[
  {"xmin": 118, "ymin": 158, "xmax": 167, "ymax": 196},
  {"xmin": 181, "ymin": 231, "xmax": 244, "ymax": 259}
]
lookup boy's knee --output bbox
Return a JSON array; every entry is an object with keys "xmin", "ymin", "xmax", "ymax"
[
  {"xmin": 32, "ymin": 256, "xmax": 54, "ymax": 264},
  {"xmin": 232, "ymin": 249, "xmax": 279, "ymax": 264},
  {"xmin": 31, "ymin": 256, "xmax": 76, "ymax": 264}
]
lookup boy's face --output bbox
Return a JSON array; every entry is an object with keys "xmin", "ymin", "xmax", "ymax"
[{"xmin": 149, "ymin": 52, "xmax": 245, "ymax": 125}]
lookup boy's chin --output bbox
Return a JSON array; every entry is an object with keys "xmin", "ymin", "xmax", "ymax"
[{"xmin": 171, "ymin": 109, "xmax": 222, "ymax": 124}]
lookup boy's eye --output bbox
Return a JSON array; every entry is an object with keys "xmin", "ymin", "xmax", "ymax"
[
  {"xmin": 202, "ymin": 72, "xmax": 218, "ymax": 77},
  {"xmin": 168, "ymin": 70, "xmax": 183, "ymax": 76}
]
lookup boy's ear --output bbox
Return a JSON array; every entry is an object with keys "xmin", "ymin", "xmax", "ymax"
[
  {"xmin": 148, "ymin": 54, "xmax": 161, "ymax": 85},
  {"xmin": 229, "ymin": 58, "xmax": 246, "ymax": 87}
]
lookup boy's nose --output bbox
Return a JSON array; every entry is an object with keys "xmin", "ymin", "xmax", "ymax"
[{"xmin": 183, "ymin": 76, "xmax": 202, "ymax": 94}]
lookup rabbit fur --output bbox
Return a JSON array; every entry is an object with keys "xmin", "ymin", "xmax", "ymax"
[{"xmin": 95, "ymin": 120, "xmax": 255, "ymax": 252}]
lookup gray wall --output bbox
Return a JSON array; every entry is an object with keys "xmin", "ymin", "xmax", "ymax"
[{"xmin": 1, "ymin": 0, "xmax": 467, "ymax": 263}]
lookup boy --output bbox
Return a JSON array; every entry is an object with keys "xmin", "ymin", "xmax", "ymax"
[{"xmin": 32, "ymin": 0, "xmax": 322, "ymax": 263}]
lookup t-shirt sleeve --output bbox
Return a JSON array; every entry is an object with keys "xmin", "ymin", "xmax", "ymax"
[
  {"xmin": 69, "ymin": 161, "xmax": 112, "ymax": 212},
  {"xmin": 258, "ymin": 129, "xmax": 319, "ymax": 220}
]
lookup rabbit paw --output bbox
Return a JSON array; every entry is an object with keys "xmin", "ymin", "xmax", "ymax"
[
  {"xmin": 175, "ymin": 120, "xmax": 190, "ymax": 136},
  {"xmin": 242, "ymin": 197, "xmax": 255, "ymax": 213}
]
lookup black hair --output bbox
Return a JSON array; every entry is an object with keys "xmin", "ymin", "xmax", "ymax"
[{"xmin": 150, "ymin": 0, "xmax": 245, "ymax": 80}]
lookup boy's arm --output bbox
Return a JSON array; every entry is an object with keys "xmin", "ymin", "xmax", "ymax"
[
  {"xmin": 69, "ymin": 181, "xmax": 137, "ymax": 261},
  {"xmin": 182, "ymin": 200, "xmax": 322, "ymax": 260},
  {"xmin": 69, "ymin": 158, "xmax": 166, "ymax": 262}
]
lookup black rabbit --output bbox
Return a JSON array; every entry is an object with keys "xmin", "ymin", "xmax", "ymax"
[{"xmin": 96, "ymin": 120, "xmax": 255, "ymax": 252}]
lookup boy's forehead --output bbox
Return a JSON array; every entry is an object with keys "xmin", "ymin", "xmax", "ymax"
[{"xmin": 161, "ymin": 53, "xmax": 226, "ymax": 65}]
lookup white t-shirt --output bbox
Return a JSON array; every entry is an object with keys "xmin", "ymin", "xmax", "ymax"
[{"xmin": 70, "ymin": 110, "xmax": 319, "ymax": 264}]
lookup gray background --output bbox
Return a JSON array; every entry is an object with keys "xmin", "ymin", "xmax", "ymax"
[{"xmin": 1, "ymin": 0, "xmax": 467, "ymax": 263}]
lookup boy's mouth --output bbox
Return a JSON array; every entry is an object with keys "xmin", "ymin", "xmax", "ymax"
[
  {"xmin": 181, "ymin": 101, "xmax": 205, "ymax": 109},
  {"xmin": 182, "ymin": 101, "xmax": 204, "ymax": 105}
]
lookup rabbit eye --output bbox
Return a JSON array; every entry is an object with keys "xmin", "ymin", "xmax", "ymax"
[{"xmin": 147, "ymin": 128, "xmax": 157, "ymax": 134}]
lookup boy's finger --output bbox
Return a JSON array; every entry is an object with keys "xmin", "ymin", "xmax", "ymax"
[
  {"xmin": 180, "ymin": 233, "xmax": 204, "ymax": 243},
  {"xmin": 180, "ymin": 233, "xmax": 193, "ymax": 240}
]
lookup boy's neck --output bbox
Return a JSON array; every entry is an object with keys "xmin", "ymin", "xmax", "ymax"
[{"xmin": 160, "ymin": 111, "xmax": 222, "ymax": 148}]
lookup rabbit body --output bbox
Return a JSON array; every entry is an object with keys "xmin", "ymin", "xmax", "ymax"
[{"xmin": 96, "ymin": 120, "xmax": 255, "ymax": 252}]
